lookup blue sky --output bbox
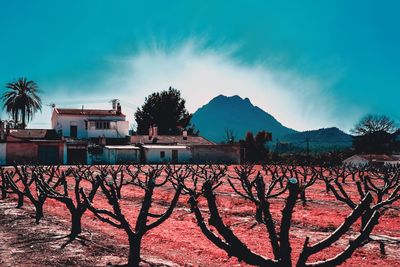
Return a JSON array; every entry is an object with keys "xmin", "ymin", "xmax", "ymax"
[{"xmin": 0, "ymin": 0, "xmax": 399, "ymax": 132}]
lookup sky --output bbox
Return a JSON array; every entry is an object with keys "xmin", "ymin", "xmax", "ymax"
[{"xmin": 0, "ymin": 0, "xmax": 399, "ymax": 132}]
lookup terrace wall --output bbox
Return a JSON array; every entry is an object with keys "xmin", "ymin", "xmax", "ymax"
[
  {"xmin": 0, "ymin": 143, "xmax": 6, "ymax": 165},
  {"xmin": 6, "ymin": 142, "xmax": 64, "ymax": 165},
  {"xmin": 192, "ymin": 145, "xmax": 241, "ymax": 164}
]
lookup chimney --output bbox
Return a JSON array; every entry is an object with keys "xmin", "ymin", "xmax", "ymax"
[
  {"xmin": 153, "ymin": 126, "xmax": 158, "ymax": 138},
  {"xmin": 82, "ymin": 105, "xmax": 84, "ymax": 110},
  {"xmin": 111, "ymin": 99, "xmax": 120, "ymax": 110},
  {"xmin": 116, "ymin": 103, "xmax": 122, "ymax": 115},
  {"xmin": 149, "ymin": 126, "xmax": 153, "ymax": 140},
  {"xmin": 183, "ymin": 130, "xmax": 188, "ymax": 140}
]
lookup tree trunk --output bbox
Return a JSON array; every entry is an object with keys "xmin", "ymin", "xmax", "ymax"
[
  {"xmin": 127, "ymin": 234, "xmax": 142, "ymax": 267},
  {"xmin": 1, "ymin": 183, "xmax": 6, "ymax": 199},
  {"xmin": 255, "ymin": 205, "xmax": 263, "ymax": 223},
  {"xmin": 70, "ymin": 211, "xmax": 83, "ymax": 239},
  {"xmin": 300, "ymin": 190, "xmax": 307, "ymax": 206},
  {"xmin": 35, "ymin": 203, "xmax": 44, "ymax": 224},
  {"xmin": 17, "ymin": 193, "xmax": 24, "ymax": 208},
  {"xmin": 22, "ymin": 110, "xmax": 26, "ymax": 129},
  {"xmin": 361, "ymin": 207, "xmax": 373, "ymax": 232},
  {"xmin": 279, "ymin": 182, "xmax": 299, "ymax": 267}
]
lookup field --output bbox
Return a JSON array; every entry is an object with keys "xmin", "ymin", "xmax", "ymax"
[{"xmin": 1, "ymin": 165, "xmax": 400, "ymax": 266}]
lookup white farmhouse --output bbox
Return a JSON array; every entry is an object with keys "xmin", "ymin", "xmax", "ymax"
[
  {"xmin": 51, "ymin": 102, "xmax": 130, "ymax": 164},
  {"xmin": 51, "ymin": 103, "xmax": 129, "ymax": 139}
]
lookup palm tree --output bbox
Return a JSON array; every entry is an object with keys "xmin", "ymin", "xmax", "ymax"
[{"xmin": 2, "ymin": 78, "xmax": 42, "ymax": 129}]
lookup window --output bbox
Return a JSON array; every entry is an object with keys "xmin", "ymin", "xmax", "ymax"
[
  {"xmin": 160, "ymin": 151, "xmax": 165, "ymax": 159},
  {"xmin": 95, "ymin": 121, "xmax": 110, "ymax": 129}
]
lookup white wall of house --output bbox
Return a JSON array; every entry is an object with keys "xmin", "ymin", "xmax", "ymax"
[
  {"xmin": 0, "ymin": 143, "xmax": 6, "ymax": 165},
  {"xmin": 103, "ymin": 146, "xmax": 140, "ymax": 164},
  {"xmin": 143, "ymin": 145, "xmax": 191, "ymax": 163},
  {"xmin": 87, "ymin": 121, "xmax": 129, "ymax": 138},
  {"xmin": 63, "ymin": 143, "xmax": 68, "ymax": 165},
  {"xmin": 52, "ymin": 112, "xmax": 128, "ymax": 139}
]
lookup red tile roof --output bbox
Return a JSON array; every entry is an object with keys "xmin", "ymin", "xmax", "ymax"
[
  {"xmin": 8, "ymin": 129, "xmax": 62, "ymax": 140},
  {"xmin": 359, "ymin": 154, "xmax": 396, "ymax": 162},
  {"xmin": 130, "ymin": 135, "xmax": 215, "ymax": 146},
  {"xmin": 54, "ymin": 108, "xmax": 125, "ymax": 117}
]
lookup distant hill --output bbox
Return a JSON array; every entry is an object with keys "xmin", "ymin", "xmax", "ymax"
[
  {"xmin": 191, "ymin": 95, "xmax": 297, "ymax": 143},
  {"xmin": 280, "ymin": 127, "xmax": 353, "ymax": 151}
]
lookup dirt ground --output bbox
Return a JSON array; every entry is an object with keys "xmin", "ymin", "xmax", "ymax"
[
  {"xmin": 0, "ymin": 198, "xmax": 178, "ymax": 267},
  {"xmin": 1, "ymin": 165, "xmax": 400, "ymax": 266}
]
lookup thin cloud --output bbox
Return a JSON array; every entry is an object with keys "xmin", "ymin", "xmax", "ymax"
[
  {"xmin": 28, "ymin": 40, "xmax": 363, "ymax": 132},
  {"xmin": 103, "ymin": 40, "xmax": 362, "ymax": 131}
]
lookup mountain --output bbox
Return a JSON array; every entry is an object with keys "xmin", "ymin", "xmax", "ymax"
[
  {"xmin": 280, "ymin": 127, "xmax": 353, "ymax": 151},
  {"xmin": 191, "ymin": 95, "xmax": 297, "ymax": 143}
]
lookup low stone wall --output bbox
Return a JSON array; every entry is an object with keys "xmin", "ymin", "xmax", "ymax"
[{"xmin": 191, "ymin": 145, "xmax": 241, "ymax": 164}]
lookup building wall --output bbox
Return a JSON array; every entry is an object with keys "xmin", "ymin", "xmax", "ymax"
[
  {"xmin": 5, "ymin": 142, "xmax": 63, "ymax": 165},
  {"xmin": 52, "ymin": 113, "xmax": 128, "ymax": 139},
  {"xmin": 104, "ymin": 148, "xmax": 139, "ymax": 164},
  {"xmin": 88, "ymin": 151, "xmax": 102, "ymax": 165},
  {"xmin": 384, "ymin": 161, "xmax": 400, "ymax": 166},
  {"xmin": 53, "ymin": 114, "xmax": 87, "ymax": 139},
  {"xmin": 343, "ymin": 156, "xmax": 369, "ymax": 166},
  {"xmin": 87, "ymin": 121, "xmax": 129, "ymax": 138},
  {"xmin": 63, "ymin": 143, "xmax": 68, "ymax": 165},
  {"xmin": 6, "ymin": 143, "xmax": 38, "ymax": 164},
  {"xmin": 143, "ymin": 147, "xmax": 192, "ymax": 164},
  {"xmin": 192, "ymin": 145, "xmax": 241, "ymax": 164},
  {"xmin": 0, "ymin": 143, "xmax": 6, "ymax": 165}
]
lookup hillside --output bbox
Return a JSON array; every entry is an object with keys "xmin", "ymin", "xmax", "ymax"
[
  {"xmin": 280, "ymin": 127, "xmax": 353, "ymax": 151},
  {"xmin": 191, "ymin": 95, "xmax": 297, "ymax": 143}
]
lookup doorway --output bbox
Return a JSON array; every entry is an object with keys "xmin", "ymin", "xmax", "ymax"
[
  {"xmin": 172, "ymin": 150, "xmax": 178, "ymax": 163},
  {"xmin": 67, "ymin": 148, "xmax": 87, "ymax": 164},
  {"xmin": 38, "ymin": 145, "xmax": 59, "ymax": 165},
  {"xmin": 70, "ymin": 125, "xmax": 77, "ymax": 138}
]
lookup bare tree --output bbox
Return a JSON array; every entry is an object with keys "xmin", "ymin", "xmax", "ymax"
[
  {"xmin": 0, "ymin": 167, "xmax": 24, "ymax": 207},
  {"xmin": 181, "ymin": 164, "xmax": 393, "ymax": 267},
  {"xmin": 2, "ymin": 165, "xmax": 64, "ymax": 223},
  {"xmin": 0, "ymin": 167, "xmax": 8, "ymax": 199},
  {"xmin": 351, "ymin": 114, "xmax": 398, "ymax": 153},
  {"xmin": 352, "ymin": 114, "xmax": 397, "ymax": 135},
  {"xmin": 321, "ymin": 164, "xmax": 400, "ymax": 231},
  {"xmin": 95, "ymin": 164, "xmax": 141, "ymax": 199},
  {"xmin": 80, "ymin": 165, "xmax": 183, "ymax": 266},
  {"xmin": 36, "ymin": 165, "xmax": 101, "ymax": 241}
]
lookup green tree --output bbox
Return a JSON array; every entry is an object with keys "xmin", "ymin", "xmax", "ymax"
[
  {"xmin": 135, "ymin": 87, "xmax": 197, "ymax": 135},
  {"xmin": 2, "ymin": 78, "xmax": 42, "ymax": 129},
  {"xmin": 241, "ymin": 131, "xmax": 271, "ymax": 163},
  {"xmin": 351, "ymin": 114, "xmax": 398, "ymax": 154}
]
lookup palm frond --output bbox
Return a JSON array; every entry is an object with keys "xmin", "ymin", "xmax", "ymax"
[{"xmin": 2, "ymin": 77, "xmax": 42, "ymax": 128}]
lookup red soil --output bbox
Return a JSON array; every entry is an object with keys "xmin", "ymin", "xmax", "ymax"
[{"xmin": 3, "ymin": 165, "xmax": 400, "ymax": 266}]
